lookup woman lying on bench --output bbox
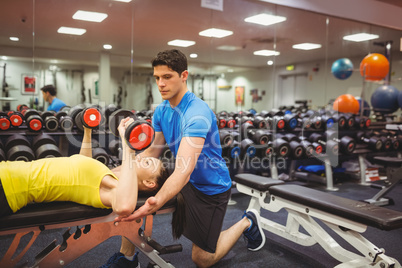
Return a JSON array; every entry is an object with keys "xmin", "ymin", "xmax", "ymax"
[{"xmin": 0, "ymin": 117, "xmax": 169, "ymax": 219}]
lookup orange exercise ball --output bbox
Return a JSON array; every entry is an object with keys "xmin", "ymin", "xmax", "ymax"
[
  {"xmin": 359, "ymin": 53, "xmax": 389, "ymax": 81},
  {"xmin": 333, "ymin": 94, "xmax": 360, "ymax": 114}
]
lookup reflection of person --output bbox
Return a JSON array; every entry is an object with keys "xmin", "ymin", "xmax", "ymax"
[
  {"xmin": 103, "ymin": 49, "xmax": 265, "ymax": 268},
  {"xmin": 0, "ymin": 120, "xmax": 168, "ymax": 220},
  {"xmin": 40, "ymin": 85, "xmax": 67, "ymax": 112}
]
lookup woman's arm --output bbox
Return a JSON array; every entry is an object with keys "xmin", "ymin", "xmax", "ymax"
[
  {"xmin": 79, "ymin": 127, "xmax": 92, "ymax": 157},
  {"xmin": 111, "ymin": 118, "xmax": 139, "ymax": 216}
]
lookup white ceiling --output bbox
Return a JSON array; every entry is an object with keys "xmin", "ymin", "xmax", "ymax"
[{"xmin": 1, "ymin": 0, "xmax": 401, "ymax": 74}]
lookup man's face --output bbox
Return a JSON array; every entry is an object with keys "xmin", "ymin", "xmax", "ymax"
[
  {"xmin": 42, "ymin": 91, "xmax": 49, "ymax": 102},
  {"xmin": 153, "ymin": 65, "xmax": 188, "ymax": 104}
]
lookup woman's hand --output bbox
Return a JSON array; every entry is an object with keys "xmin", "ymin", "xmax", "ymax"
[{"xmin": 117, "ymin": 117, "xmax": 134, "ymax": 142}]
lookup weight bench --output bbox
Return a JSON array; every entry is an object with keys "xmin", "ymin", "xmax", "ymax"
[
  {"xmin": 0, "ymin": 197, "xmax": 180, "ymax": 268},
  {"xmin": 234, "ymin": 173, "xmax": 402, "ymax": 267},
  {"xmin": 364, "ymin": 156, "xmax": 402, "ymax": 206}
]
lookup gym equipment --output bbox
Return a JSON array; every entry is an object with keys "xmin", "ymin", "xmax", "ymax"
[
  {"xmin": 308, "ymin": 132, "xmax": 339, "ymax": 155},
  {"xmin": 364, "ymin": 156, "xmax": 402, "ymax": 206},
  {"xmin": 8, "ymin": 111, "xmax": 24, "ymax": 128},
  {"xmin": 0, "ymin": 197, "xmax": 180, "ymax": 268},
  {"xmin": 109, "ymin": 109, "xmax": 155, "ymax": 151},
  {"xmin": 355, "ymin": 131, "xmax": 383, "ymax": 151},
  {"xmin": 41, "ymin": 111, "xmax": 59, "ymax": 132},
  {"xmin": 56, "ymin": 111, "xmax": 74, "ymax": 132},
  {"xmin": 398, "ymin": 90, "xmax": 402, "ymax": 108},
  {"xmin": 331, "ymin": 58, "xmax": 353, "ymax": 80},
  {"xmin": 324, "ymin": 130, "xmax": 356, "ymax": 155},
  {"xmin": 0, "ymin": 141, "xmax": 5, "ymax": 161},
  {"xmin": 219, "ymin": 129, "xmax": 235, "ymax": 147},
  {"xmin": 23, "ymin": 109, "xmax": 43, "ymax": 132},
  {"xmin": 92, "ymin": 147, "xmax": 110, "ymax": 166},
  {"xmin": 360, "ymin": 53, "xmax": 390, "ymax": 81},
  {"xmin": 32, "ymin": 133, "xmax": 62, "ymax": 159},
  {"xmin": 5, "ymin": 134, "xmax": 35, "ymax": 161},
  {"xmin": 333, "ymin": 94, "xmax": 359, "ymax": 114},
  {"xmin": 354, "ymin": 115, "xmax": 371, "ymax": 129},
  {"xmin": 371, "ymin": 85, "xmax": 400, "ymax": 114},
  {"xmin": 0, "ymin": 112, "xmax": 11, "ymax": 130},
  {"xmin": 272, "ymin": 137, "xmax": 290, "ymax": 158},
  {"xmin": 234, "ymin": 173, "xmax": 402, "ymax": 267},
  {"xmin": 240, "ymin": 122, "xmax": 271, "ymax": 145},
  {"xmin": 74, "ymin": 107, "xmax": 103, "ymax": 131},
  {"xmin": 240, "ymin": 138, "xmax": 256, "ymax": 158},
  {"xmin": 276, "ymin": 133, "xmax": 305, "ymax": 159}
]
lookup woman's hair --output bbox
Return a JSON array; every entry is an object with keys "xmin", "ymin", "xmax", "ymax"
[
  {"xmin": 151, "ymin": 49, "xmax": 188, "ymax": 76},
  {"xmin": 171, "ymin": 192, "xmax": 186, "ymax": 239},
  {"xmin": 139, "ymin": 159, "xmax": 170, "ymax": 197}
]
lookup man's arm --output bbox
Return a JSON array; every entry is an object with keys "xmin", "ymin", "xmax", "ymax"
[
  {"xmin": 115, "ymin": 135, "xmax": 205, "ymax": 222},
  {"xmin": 79, "ymin": 127, "xmax": 92, "ymax": 157}
]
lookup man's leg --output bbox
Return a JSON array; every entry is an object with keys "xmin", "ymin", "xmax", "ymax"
[{"xmin": 191, "ymin": 216, "xmax": 251, "ymax": 268}]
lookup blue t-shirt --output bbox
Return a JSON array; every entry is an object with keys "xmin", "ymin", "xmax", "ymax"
[
  {"xmin": 153, "ymin": 91, "xmax": 231, "ymax": 195},
  {"xmin": 47, "ymin": 98, "xmax": 66, "ymax": 112}
]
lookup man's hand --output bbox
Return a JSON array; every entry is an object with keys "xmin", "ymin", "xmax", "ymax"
[{"xmin": 114, "ymin": 196, "xmax": 159, "ymax": 222}]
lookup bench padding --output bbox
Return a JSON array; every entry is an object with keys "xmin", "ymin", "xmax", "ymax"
[
  {"xmin": 269, "ymin": 184, "xmax": 402, "ymax": 231},
  {"xmin": 234, "ymin": 173, "xmax": 285, "ymax": 191}
]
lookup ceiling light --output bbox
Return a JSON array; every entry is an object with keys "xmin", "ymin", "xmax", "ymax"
[
  {"xmin": 199, "ymin": 28, "xmax": 233, "ymax": 38},
  {"xmin": 9, "ymin": 37, "xmax": 19, "ymax": 41},
  {"xmin": 113, "ymin": 0, "xmax": 132, "ymax": 2},
  {"xmin": 167, "ymin": 39, "xmax": 195, "ymax": 47},
  {"xmin": 343, "ymin": 33, "xmax": 379, "ymax": 42},
  {"xmin": 57, "ymin": 27, "xmax": 86, "ymax": 35},
  {"xmin": 292, "ymin": 43, "xmax": 322, "ymax": 50},
  {"xmin": 245, "ymin": 13, "xmax": 286, "ymax": 26},
  {"xmin": 253, "ymin": 50, "xmax": 280, "ymax": 56},
  {"xmin": 267, "ymin": 60, "xmax": 273, "ymax": 65},
  {"xmin": 189, "ymin": 53, "xmax": 198, "ymax": 58},
  {"xmin": 217, "ymin": 45, "xmax": 242, "ymax": 51},
  {"xmin": 73, "ymin": 10, "xmax": 108, "ymax": 22},
  {"xmin": 103, "ymin": 44, "xmax": 112, "ymax": 50},
  {"xmin": 1, "ymin": 56, "xmax": 8, "ymax": 60}
]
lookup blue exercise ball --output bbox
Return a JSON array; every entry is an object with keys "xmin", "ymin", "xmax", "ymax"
[
  {"xmin": 371, "ymin": 85, "xmax": 400, "ymax": 114},
  {"xmin": 331, "ymin": 58, "xmax": 353, "ymax": 80},
  {"xmin": 355, "ymin": 97, "xmax": 371, "ymax": 117}
]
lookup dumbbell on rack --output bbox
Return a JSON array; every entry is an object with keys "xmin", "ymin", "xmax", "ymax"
[
  {"xmin": 276, "ymin": 133, "xmax": 305, "ymax": 159},
  {"xmin": 32, "ymin": 133, "xmax": 62, "ymax": 159},
  {"xmin": 0, "ymin": 112, "xmax": 11, "ymax": 130},
  {"xmin": 41, "ymin": 111, "xmax": 60, "ymax": 132},
  {"xmin": 56, "ymin": 111, "xmax": 74, "ymax": 132},
  {"xmin": 5, "ymin": 134, "xmax": 35, "ymax": 161},
  {"xmin": 108, "ymin": 109, "xmax": 155, "ymax": 151},
  {"xmin": 309, "ymin": 131, "xmax": 355, "ymax": 155},
  {"xmin": 22, "ymin": 109, "xmax": 44, "ymax": 132},
  {"xmin": 8, "ymin": 111, "xmax": 24, "ymax": 128},
  {"xmin": 355, "ymin": 131, "xmax": 383, "ymax": 151}
]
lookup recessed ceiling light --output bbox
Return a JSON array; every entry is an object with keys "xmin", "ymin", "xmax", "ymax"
[
  {"xmin": 217, "ymin": 45, "xmax": 242, "ymax": 51},
  {"xmin": 253, "ymin": 50, "xmax": 280, "ymax": 56},
  {"xmin": 343, "ymin": 33, "xmax": 379, "ymax": 42},
  {"xmin": 245, "ymin": 14, "xmax": 286, "ymax": 26},
  {"xmin": 167, "ymin": 39, "xmax": 195, "ymax": 47},
  {"xmin": 199, "ymin": 28, "xmax": 233, "ymax": 38},
  {"xmin": 103, "ymin": 44, "xmax": 112, "ymax": 50},
  {"xmin": 113, "ymin": 0, "xmax": 132, "ymax": 2},
  {"xmin": 58, "ymin": 27, "xmax": 86, "ymax": 35},
  {"xmin": 292, "ymin": 43, "xmax": 322, "ymax": 50},
  {"xmin": 73, "ymin": 10, "xmax": 108, "ymax": 22},
  {"xmin": 267, "ymin": 60, "xmax": 274, "ymax": 65},
  {"xmin": 189, "ymin": 53, "xmax": 198, "ymax": 58},
  {"xmin": 9, "ymin": 37, "xmax": 19, "ymax": 41}
]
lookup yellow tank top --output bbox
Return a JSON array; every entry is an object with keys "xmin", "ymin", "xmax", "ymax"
[{"xmin": 0, "ymin": 155, "xmax": 118, "ymax": 213}]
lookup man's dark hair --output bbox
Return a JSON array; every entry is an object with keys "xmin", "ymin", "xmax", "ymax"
[
  {"xmin": 41, "ymin": 85, "xmax": 57, "ymax": 96},
  {"xmin": 151, "ymin": 49, "xmax": 188, "ymax": 76}
]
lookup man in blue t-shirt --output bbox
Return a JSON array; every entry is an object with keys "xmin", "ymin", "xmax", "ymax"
[
  {"xmin": 41, "ymin": 85, "xmax": 67, "ymax": 112},
  {"xmin": 105, "ymin": 49, "xmax": 265, "ymax": 268}
]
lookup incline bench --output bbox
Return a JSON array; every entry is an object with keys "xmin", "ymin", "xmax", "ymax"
[
  {"xmin": 0, "ymin": 197, "xmax": 181, "ymax": 268},
  {"xmin": 234, "ymin": 173, "xmax": 402, "ymax": 268}
]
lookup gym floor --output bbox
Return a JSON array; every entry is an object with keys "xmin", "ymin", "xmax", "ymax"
[{"xmin": 1, "ymin": 177, "xmax": 401, "ymax": 267}]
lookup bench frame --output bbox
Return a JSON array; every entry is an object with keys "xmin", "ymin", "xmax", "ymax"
[
  {"xmin": 236, "ymin": 176, "xmax": 401, "ymax": 268},
  {"xmin": 0, "ymin": 206, "xmax": 177, "ymax": 268}
]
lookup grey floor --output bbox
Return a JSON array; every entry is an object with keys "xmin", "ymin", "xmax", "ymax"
[{"xmin": 1, "ymin": 177, "xmax": 401, "ymax": 268}]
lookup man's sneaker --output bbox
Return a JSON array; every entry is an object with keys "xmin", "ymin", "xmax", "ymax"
[
  {"xmin": 99, "ymin": 252, "xmax": 140, "ymax": 268},
  {"xmin": 242, "ymin": 209, "xmax": 266, "ymax": 251}
]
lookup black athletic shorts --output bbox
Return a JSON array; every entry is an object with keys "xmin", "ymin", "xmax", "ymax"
[
  {"xmin": 0, "ymin": 179, "xmax": 13, "ymax": 218},
  {"xmin": 181, "ymin": 182, "xmax": 231, "ymax": 253}
]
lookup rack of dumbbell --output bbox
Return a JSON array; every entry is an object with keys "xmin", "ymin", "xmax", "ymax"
[
  {"xmin": 0, "ymin": 104, "xmax": 156, "ymax": 169},
  {"xmin": 216, "ymin": 107, "xmax": 402, "ymax": 178}
]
